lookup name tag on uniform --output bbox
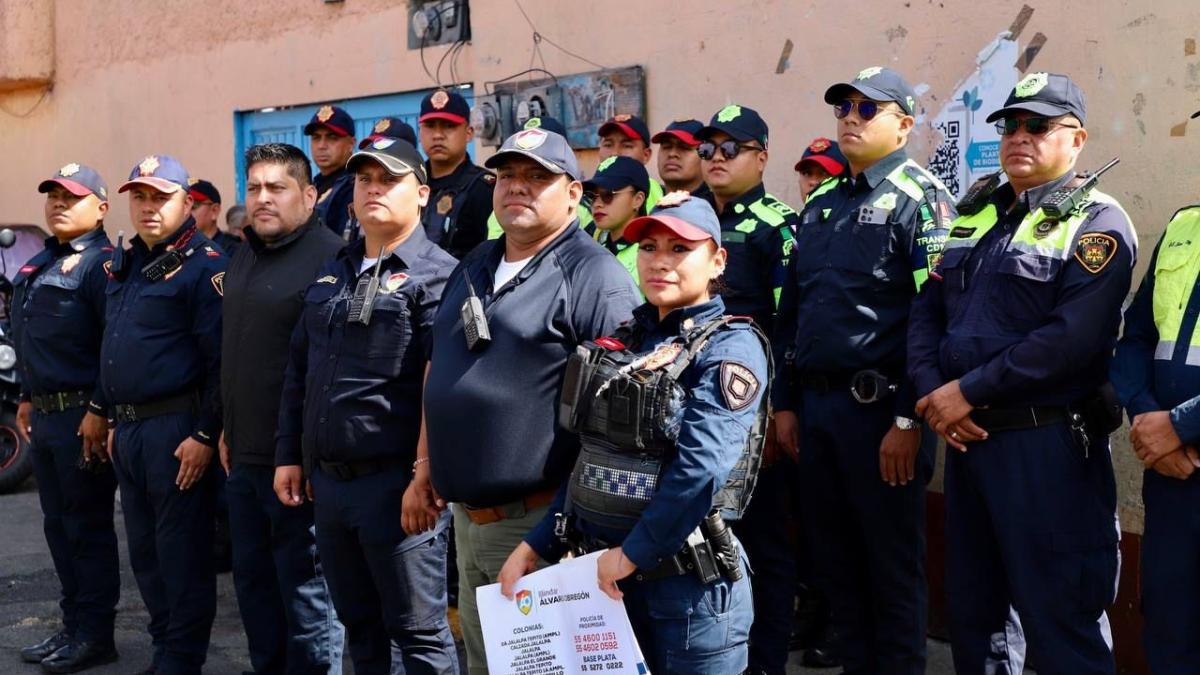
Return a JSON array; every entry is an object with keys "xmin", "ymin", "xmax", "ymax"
[{"xmin": 857, "ymin": 206, "xmax": 890, "ymax": 225}]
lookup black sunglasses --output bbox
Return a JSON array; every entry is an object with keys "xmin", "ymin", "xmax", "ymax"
[
  {"xmin": 586, "ymin": 187, "xmax": 634, "ymax": 205},
  {"xmin": 834, "ymin": 99, "xmax": 898, "ymax": 121},
  {"xmin": 697, "ymin": 140, "xmax": 764, "ymax": 161},
  {"xmin": 995, "ymin": 116, "xmax": 1081, "ymax": 136}
]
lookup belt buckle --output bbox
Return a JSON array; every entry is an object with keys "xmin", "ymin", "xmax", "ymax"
[
  {"xmin": 850, "ymin": 369, "xmax": 894, "ymax": 404},
  {"xmin": 116, "ymin": 404, "xmax": 136, "ymax": 422}
]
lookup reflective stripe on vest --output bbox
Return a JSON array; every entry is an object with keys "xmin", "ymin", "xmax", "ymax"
[{"xmin": 1152, "ymin": 206, "xmax": 1200, "ymax": 363}]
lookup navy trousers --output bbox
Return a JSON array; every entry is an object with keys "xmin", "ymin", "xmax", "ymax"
[
  {"xmin": 944, "ymin": 423, "xmax": 1118, "ymax": 675},
  {"xmin": 797, "ymin": 388, "xmax": 930, "ymax": 675},
  {"xmin": 112, "ymin": 412, "xmax": 217, "ymax": 675},
  {"xmin": 226, "ymin": 462, "xmax": 344, "ymax": 674},
  {"xmin": 1139, "ymin": 469, "xmax": 1200, "ymax": 674},
  {"xmin": 30, "ymin": 407, "xmax": 120, "ymax": 643}
]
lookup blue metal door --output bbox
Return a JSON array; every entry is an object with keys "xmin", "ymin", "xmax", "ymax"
[{"xmin": 232, "ymin": 85, "xmax": 475, "ymax": 201}]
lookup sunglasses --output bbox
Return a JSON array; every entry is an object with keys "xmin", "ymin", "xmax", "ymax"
[
  {"xmin": 697, "ymin": 140, "xmax": 764, "ymax": 161},
  {"xmin": 995, "ymin": 116, "xmax": 1081, "ymax": 136},
  {"xmin": 833, "ymin": 99, "xmax": 900, "ymax": 121},
  {"xmin": 586, "ymin": 187, "xmax": 634, "ymax": 205}
]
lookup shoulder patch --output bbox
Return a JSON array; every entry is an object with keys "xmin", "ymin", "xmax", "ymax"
[
  {"xmin": 763, "ymin": 197, "xmax": 797, "ymax": 217},
  {"xmin": 316, "ymin": 274, "xmax": 338, "ymax": 284},
  {"xmin": 1075, "ymin": 233, "xmax": 1118, "ymax": 274},
  {"xmin": 211, "ymin": 272, "xmax": 225, "ymax": 296},
  {"xmin": 720, "ymin": 361, "xmax": 760, "ymax": 411},
  {"xmin": 482, "ymin": 172, "xmax": 496, "ymax": 185},
  {"xmin": 317, "ymin": 189, "xmax": 331, "ymax": 204},
  {"xmin": 102, "ymin": 260, "xmax": 113, "ymax": 278}
]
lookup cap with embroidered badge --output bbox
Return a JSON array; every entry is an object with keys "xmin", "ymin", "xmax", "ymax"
[
  {"xmin": 118, "ymin": 155, "xmax": 190, "ymax": 194},
  {"xmin": 623, "ymin": 191, "xmax": 721, "ymax": 244},
  {"xmin": 304, "ymin": 105, "xmax": 355, "ymax": 137},
  {"xmin": 484, "ymin": 128, "xmax": 580, "ymax": 181},
  {"xmin": 522, "ymin": 115, "xmax": 568, "ymax": 137},
  {"xmin": 187, "ymin": 179, "xmax": 221, "ymax": 204},
  {"xmin": 38, "ymin": 163, "xmax": 109, "ymax": 201},
  {"xmin": 419, "ymin": 88, "xmax": 470, "ymax": 125},
  {"xmin": 652, "ymin": 119, "xmax": 704, "ymax": 147},
  {"xmin": 824, "ymin": 66, "xmax": 918, "ymax": 116},
  {"xmin": 985, "ymin": 72, "xmax": 1088, "ymax": 124},
  {"xmin": 359, "ymin": 117, "xmax": 417, "ymax": 149},
  {"xmin": 347, "ymin": 137, "xmax": 428, "ymax": 185},
  {"xmin": 696, "ymin": 104, "xmax": 769, "ymax": 148},
  {"xmin": 583, "ymin": 156, "xmax": 650, "ymax": 195},
  {"xmin": 794, "ymin": 137, "xmax": 847, "ymax": 176},
  {"xmin": 598, "ymin": 114, "xmax": 651, "ymax": 146}
]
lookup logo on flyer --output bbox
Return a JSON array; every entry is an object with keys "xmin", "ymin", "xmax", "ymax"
[{"xmin": 516, "ymin": 590, "xmax": 533, "ymax": 616}]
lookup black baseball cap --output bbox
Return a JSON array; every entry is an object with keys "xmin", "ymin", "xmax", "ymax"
[
  {"xmin": 623, "ymin": 191, "xmax": 721, "ymax": 245},
  {"xmin": 38, "ymin": 163, "xmax": 108, "ymax": 201},
  {"xmin": 188, "ymin": 179, "xmax": 221, "ymax": 204},
  {"xmin": 697, "ymin": 104, "xmax": 769, "ymax": 148},
  {"xmin": 1193, "ymin": 109, "xmax": 1200, "ymax": 119},
  {"xmin": 794, "ymin": 137, "xmax": 847, "ymax": 175},
  {"xmin": 598, "ymin": 114, "xmax": 651, "ymax": 146},
  {"xmin": 419, "ymin": 89, "xmax": 470, "ymax": 125},
  {"xmin": 652, "ymin": 120, "xmax": 703, "ymax": 146},
  {"xmin": 523, "ymin": 116, "xmax": 567, "ymax": 137},
  {"xmin": 347, "ymin": 138, "xmax": 428, "ymax": 184},
  {"xmin": 824, "ymin": 66, "xmax": 917, "ymax": 115},
  {"xmin": 119, "ymin": 155, "xmax": 190, "ymax": 194},
  {"xmin": 304, "ymin": 105, "xmax": 354, "ymax": 137},
  {"xmin": 583, "ymin": 156, "xmax": 650, "ymax": 195},
  {"xmin": 359, "ymin": 117, "xmax": 417, "ymax": 149},
  {"xmin": 986, "ymin": 73, "xmax": 1087, "ymax": 124},
  {"xmin": 485, "ymin": 128, "xmax": 580, "ymax": 181}
]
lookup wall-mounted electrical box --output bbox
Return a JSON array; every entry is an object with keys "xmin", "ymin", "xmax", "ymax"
[{"xmin": 408, "ymin": 0, "xmax": 471, "ymax": 49}]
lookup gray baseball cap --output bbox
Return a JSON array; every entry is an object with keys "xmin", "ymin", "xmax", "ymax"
[{"xmin": 484, "ymin": 128, "xmax": 580, "ymax": 181}]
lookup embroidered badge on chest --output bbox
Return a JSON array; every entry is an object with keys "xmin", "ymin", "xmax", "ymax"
[
  {"xmin": 641, "ymin": 344, "xmax": 683, "ymax": 371},
  {"xmin": 60, "ymin": 253, "xmax": 82, "ymax": 274},
  {"xmin": 720, "ymin": 361, "xmax": 760, "ymax": 411},
  {"xmin": 437, "ymin": 194, "xmax": 454, "ymax": 215},
  {"xmin": 383, "ymin": 272, "xmax": 408, "ymax": 293},
  {"xmin": 1033, "ymin": 219, "xmax": 1059, "ymax": 239}
]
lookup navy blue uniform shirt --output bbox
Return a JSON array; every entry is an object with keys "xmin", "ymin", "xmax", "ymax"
[
  {"xmin": 712, "ymin": 183, "xmax": 797, "ymax": 336},
  {"xmin": 908, "ymin": 175, "xmax": 1136, "ymax": 408},
  {"xmin": 100, "ymin": 219, "xmax": 227, "ymax": 445},
  {"xmin": 421, "ymin": 159, "xmax": 495, "ymax": 260},
  {"xmin": 11, "ymin": 227, "xmax": 112, "ymax": 410},
  {"xmin": 424, "ymin": 221, "xmax": 641, "ymax": 507},
  {"xmin": 524, "ymin": 297, "xmax": 770, "ymax": 569},
  {"xmin": 315, "ymin": 169, "xmax": 355, "ymax": 240},
  {"xmin": 275, "ymin": 227, "xmax": 456, "ymax": 467}
]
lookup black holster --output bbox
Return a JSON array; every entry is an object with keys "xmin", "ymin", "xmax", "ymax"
[
  {"xmin": 700, "ymin": 511, "xmax": 743, "ymax": 582},
  {"xmin": 1080, "ymin": 382, "xmax": 1123, "ymax": 436}
]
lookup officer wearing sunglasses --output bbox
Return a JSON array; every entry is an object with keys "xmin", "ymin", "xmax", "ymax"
[
  {"xmin": 910, "ymin": 72, "xmax": 1136, "ymax": 673},
  {"xmin": 774, "ymin": 66, "xmax": 955, "ymax": 675}
]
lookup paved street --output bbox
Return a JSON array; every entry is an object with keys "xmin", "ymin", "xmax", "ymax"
[{"xmin": 1, "ymin": 476, "xmax": 958, "ymax": 673}]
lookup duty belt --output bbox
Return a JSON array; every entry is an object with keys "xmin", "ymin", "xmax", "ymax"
[
  {"xmin": 796, "ymin": 369, "xmax": 898, "ymax": 403},
  {"xmin": 30, "ymin": 390, "xmax": 89, "ymax": 414},
  {"xmin": 318, "ymin": 456, "xmax": 407, "ymax": 482},
  {"xmin": 111, "ymin": 391, "xmax": 198, "ymax": 423},
  {"xmin": 970, "ymin": 406, "xmax": 1072, "ymax": 432}
]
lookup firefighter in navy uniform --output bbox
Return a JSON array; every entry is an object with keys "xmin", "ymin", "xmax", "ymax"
[
  {"xmin": 14, "ymin": 164, "xmax": 120, "ymax": 674},
  {"xmin": 306, "ymin": 105, "xmax": 357, "ymax": 240},
  {"xmin": 500, "ymin": 193, "xmax": 769, "ymax": 673},
  {"xmin": 909, "ymin": 73, "xmax": 1134, "ymax": 674},
  {"xmin": 102, "ymin": 155, "xmax": 227, "ymax": 675},
  {"xmin": 417, "ymin": 89, "xmax": 495, "ymax": 260}
]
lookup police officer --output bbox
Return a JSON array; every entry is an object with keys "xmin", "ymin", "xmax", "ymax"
[
  {"xmin": 652, "ymin": 119, "xmax": 708, "ymax": 196},
  {"xmin": 909, "ymin": 72, "xmax": 1134, "ymax": 673},
  {"xmin": 774, "ymin": 67, "xmax": 954, "ymax": 674},
  {"xmin": 484, "ymin": 116, "xmax": 578, "ymax": 240},
  {"xmin": 188, "ymin": 179, "xmax": 241, "ymax": 254},
  {"xmin": 14, "ymin": 164, "xmax": 119, "ymax": 673},
  {"xmin": 275, "ymin": 137, "xmax": 458, "ymax": 674},
  {"xmin": 597, "ymin": 114, "xmax": 665, "ymax": 209},
  {"xmin": 582, "ymin": 155, "xmax": 650, "ymax": 281},
  {"xmin": 794, "ymin": 137, "xmax": 847, "ymax": 203},
  {"xmin": 103, "ymin": 155, "xmax": 227, "ymax": 675},
  {"xmin": 305, "ymin": 104, "xmax": 357, "ymax": 239},
  {"xmin": 499, "ymin": 192, "xmax": 769, "ymax": 672},
  {"xmin": 417, "ymin": 88, "xmax": 494, "ymax": 259},
  {"xmin": 335, "ymin": 116, "xmax": 421, "ymax": 245}
]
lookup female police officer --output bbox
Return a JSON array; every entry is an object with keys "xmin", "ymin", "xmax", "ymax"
[{"xmin": 498, "ymin": 191, "xmax": 771, "ymax": 673}]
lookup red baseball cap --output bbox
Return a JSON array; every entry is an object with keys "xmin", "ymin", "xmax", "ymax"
[
  {"xmin": 651, "ymin": 119, "xmax": 703, "ymax": 147},
  {"xmin": 793, "ymin": 137, "xmax": 847, "ymax": 176}
]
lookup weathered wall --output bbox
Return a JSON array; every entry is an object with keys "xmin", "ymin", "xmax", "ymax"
[
  {"xmin": 0, "ymin": 0, "xmax": 54, "ymax": 91},
  {"xmin": 1, "ymin": 0, "xmax": 1198, "ymax": 530}
]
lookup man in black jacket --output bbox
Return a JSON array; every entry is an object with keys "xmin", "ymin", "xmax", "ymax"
[{"xmin": 220, "ymin": 143, "xmax": 345, "ymax": 674}]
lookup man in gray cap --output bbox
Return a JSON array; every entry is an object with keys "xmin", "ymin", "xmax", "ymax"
[{"xmin": 403, "ymin": 127, "xmax": 640, "ymax": 674}]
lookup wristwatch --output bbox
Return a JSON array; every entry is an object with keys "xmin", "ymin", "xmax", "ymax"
[{"xmin": 894, "ymin": 416, "xmax": 919, "ymax": 430}]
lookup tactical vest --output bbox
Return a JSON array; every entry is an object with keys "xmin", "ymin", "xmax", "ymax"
[
  {"xmin": 423, "ymin": 167, "xmax": 490, "ymax": 253},
  {"xmin": 1151, "ymin": 206, "xmax": 1200, "ymax": 364},
  {"xmin": 558, "ymin": 316, "xmax": 772, "ymax": 533}
]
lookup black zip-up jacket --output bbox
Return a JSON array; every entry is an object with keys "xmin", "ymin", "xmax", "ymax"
[{"xmin": 221, "ymin": 214, "xmax": 344, "ymax": 466}]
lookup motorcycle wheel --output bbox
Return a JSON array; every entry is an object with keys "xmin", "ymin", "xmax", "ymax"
[{"xmin": 0, "ymin": 409, "xmax": 32, "ymax": 493}]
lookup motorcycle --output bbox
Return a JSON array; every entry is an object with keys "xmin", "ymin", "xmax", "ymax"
[{"xmin": 0, "ymin": 227, "xmax": 32, "ymax": 493}]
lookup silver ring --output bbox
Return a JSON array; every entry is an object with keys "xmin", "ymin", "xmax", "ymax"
[{"xmin": 950, "ymin": 431, "xmax": 960, "ymax": 440}]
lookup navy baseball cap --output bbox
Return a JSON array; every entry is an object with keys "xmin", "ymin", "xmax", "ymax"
[
  {"xmin": 523, "ymin": 116, "xmax": 567, "ymax": 137},
  {"xmin": 598, "ymin": 114, "xmax": 651, "ymax": 146},
  {"xmin": 583, "ymin": 156, "xmax": 650, "ymax": 195},
  {"xmin": 485, "ymin": 128, "xmax": 580, "ymax": 181},
  {"xmin": 986, "ymin": 72, "xmax": 1088, "ymax": 124},
  {"xmin": 347, "ymin": 137, "xmax": 428, "ymax": 184},
  {"xmin": 304, "ymin": 105, "xmax": 354, "ymax": 137},
  {"xmin": 697, "ymin": 104, "xmax": 769, "ymax": 147},
  {"xmin": 118, "ymin": 155, "xmax": 190, "ymax": 194},
  {"xmin": 359, "ymin": 117, "xmax": 417, "ymax": 149},
  {"xmin": 824, "ymin": 66, "xmax": 918, "ymax": 115},
  {"xmin": 623, "ymin": 191, "xmax": 721, "ymax": 244},
  {"xmin": 187, "ymin": 179, "xmax": 221, "ymax": 204},
  {"xmin": 419, "ymin": 89, "xmax": 470, "ymax": 125},
  {"xmin": 652, "ymin": 119, "xmax": 703, "ymax": 146},
  {"xmin": 38, "ymin": 163, "xmax": 108, "ymax": 201},
  {"xmin": 794, "ymin": 137, "xmax": 847, "ymax": 175}
]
